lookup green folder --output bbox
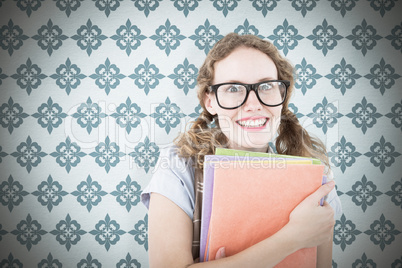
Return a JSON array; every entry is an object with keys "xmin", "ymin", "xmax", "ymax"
[{"xmin": 215, "ymin": 148, "xmax": 322, "ymax": 165}]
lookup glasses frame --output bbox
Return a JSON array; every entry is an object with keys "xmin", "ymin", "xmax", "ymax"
[{"xmin": 209, "ymin": 80, "xmax": 290, "ymax": 110}]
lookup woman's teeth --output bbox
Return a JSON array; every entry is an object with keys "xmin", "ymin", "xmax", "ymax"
[{"xmin": 237, "ymin": 118, "xmax": 267, "ymax": 128}]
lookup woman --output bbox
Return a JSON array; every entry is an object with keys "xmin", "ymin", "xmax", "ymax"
[{"xmin": 141, "ymin": 33, "xmax": 341, "ymax": 267}]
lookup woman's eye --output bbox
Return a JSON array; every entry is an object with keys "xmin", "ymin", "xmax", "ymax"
[
  {"xmin": 259, "ymin": 83, "xmax": 273, "ymax": 91},
  {"xmin": 227, "ymin": 85, "xmax": 242, "ymax": 92}
]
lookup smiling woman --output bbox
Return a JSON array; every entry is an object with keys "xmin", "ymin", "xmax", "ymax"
[
  {"xmin": 141, "ymin": 33, "xmax": 342, "ymax": 268},
  {"xmin": 0, "ymin": 0, "xmax": 400, "ymax": 266}
]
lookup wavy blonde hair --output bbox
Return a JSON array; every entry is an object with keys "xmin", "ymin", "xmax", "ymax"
[{"xmin": 174, "ymin": 33, "xmax": 329, "ymax": 169}]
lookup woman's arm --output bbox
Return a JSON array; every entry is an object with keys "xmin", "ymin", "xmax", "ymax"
[
  {"xmin": 148, "ymin": 181, "xmax": 336, "ymax": 268},
  {"xmin": 148, "ymin": 192, "xmax": 194, "ymax": 267}
]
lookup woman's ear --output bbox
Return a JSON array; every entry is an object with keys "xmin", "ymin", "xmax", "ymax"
[{"xmin": 204, "ymin": 93, "xmax": 217, "ymax": 115}]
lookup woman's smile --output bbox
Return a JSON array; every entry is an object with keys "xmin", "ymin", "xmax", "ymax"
[{"xmin": 236, "ymin": 116, "xmax": 269, "ymax": 130}]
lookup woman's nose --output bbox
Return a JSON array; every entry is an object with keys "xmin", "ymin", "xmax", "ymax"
[{"xmin": 243, "ymin": 91, "xmax": 262, "ymax": 111}]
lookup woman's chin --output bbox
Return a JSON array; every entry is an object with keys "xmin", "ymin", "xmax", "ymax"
[{"xmin": 230, "ymin": 138, "xmax": 272, "ymax": 152}]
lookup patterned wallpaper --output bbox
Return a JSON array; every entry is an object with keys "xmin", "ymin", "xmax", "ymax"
[{"xmin": 0, "ymin": 0, "xmax": 401, "ymax": 267}]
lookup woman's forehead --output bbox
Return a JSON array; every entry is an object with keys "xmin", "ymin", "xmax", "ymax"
[{"xmin": 213, "ymin": 47, "xmax": 278, "ymax": 84}]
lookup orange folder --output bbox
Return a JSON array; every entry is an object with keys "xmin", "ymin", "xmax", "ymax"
[{"xmin": 207, "ymin": 161, "xmax": 325, "ymax": 267}]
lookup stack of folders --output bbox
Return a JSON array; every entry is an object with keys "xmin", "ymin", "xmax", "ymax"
[{"xmin": 200, "ymin": 148, "xmax": 327, "ymax": 267}]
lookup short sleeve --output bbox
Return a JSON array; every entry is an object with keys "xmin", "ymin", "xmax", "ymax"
[
  {"xmin": 324, "ymin": 169, "xmax": 342, "ymax": 219},
  {"xmin": 141, "ymin": 146, "xmax": 195, "ymax": 220}
]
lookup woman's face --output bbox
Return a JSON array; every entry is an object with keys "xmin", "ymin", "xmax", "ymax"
[{"xmin": 204, "ymin": 47, "xmax": 283, "ymax": 152}]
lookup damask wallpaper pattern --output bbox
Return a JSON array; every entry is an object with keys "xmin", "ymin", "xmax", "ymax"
[{"xmin": 0, "ymin": 0, "xmax": 401, "ymax": 267}]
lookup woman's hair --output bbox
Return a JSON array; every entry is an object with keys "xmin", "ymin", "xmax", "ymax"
[{"xmin": 174, "ymin": 33, "xmax": 329, "ymax": 169}]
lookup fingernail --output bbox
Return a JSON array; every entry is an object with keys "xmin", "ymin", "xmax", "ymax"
[{"xmin": 219, "ymin": 247, "xmax": 226, "ymax": 258}]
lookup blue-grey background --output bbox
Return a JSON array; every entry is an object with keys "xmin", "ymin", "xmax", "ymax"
[{"xmin": 0, "ymin": 0, "xmax": 401, "ymax": 267}]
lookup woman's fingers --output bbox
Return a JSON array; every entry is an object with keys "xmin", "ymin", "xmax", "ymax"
[
  {"xmin": 287, "ymin": 182, "xmax": 336, "ymax": 249},
  {"xmin": 306, "ymin": 181, "xmax": 335, "ymax": 205}
]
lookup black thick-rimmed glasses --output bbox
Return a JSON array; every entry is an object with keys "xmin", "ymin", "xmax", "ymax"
[{"xmin": 208, "ymin": 80, "xmax": 290, "ymax": 110}]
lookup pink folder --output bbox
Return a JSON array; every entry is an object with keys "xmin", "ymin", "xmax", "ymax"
[
  {"xmin": 207, "ymin": 160, "xmax": 325, "ymax": 267},
  {"xmin": 201, "ymin": 155, "xmax": 321, "ymax": 262},
  {"xmin": 201, "ymin": 155, "xmax": 297, "ymax": 261}
]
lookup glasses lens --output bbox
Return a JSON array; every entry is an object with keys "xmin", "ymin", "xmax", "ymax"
[
  {"xmin": 258, "ymin": 81, "xmax": 286, "ymax": 106},
  {"xmin": 217, "ymin": 84, "xmax": 247, "ymax": 108}
]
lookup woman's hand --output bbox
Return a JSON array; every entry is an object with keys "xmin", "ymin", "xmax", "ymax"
[{"xmin": 284, "ymin": 181, "xmax": 336, "ymax": 250}]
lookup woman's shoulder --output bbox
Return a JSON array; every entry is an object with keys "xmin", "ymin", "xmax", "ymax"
[
  {"xmin": 156, "ymin": 144, "xmax": 194, "ymax": 171},
  {"xmin": 141, "ymin": 144, "xmax": 196, "ymax": 219}
]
